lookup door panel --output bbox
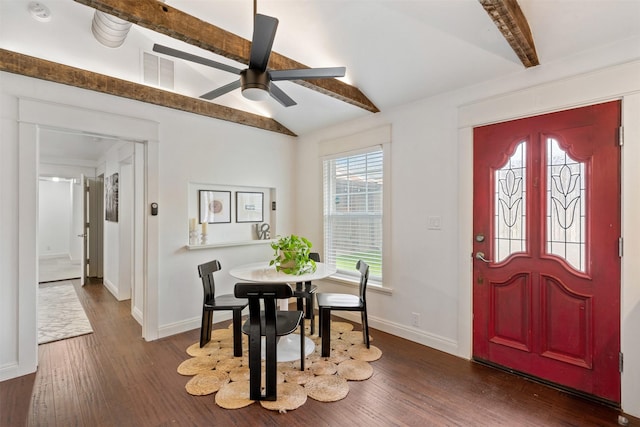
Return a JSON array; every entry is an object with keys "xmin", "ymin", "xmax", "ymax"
[
  {"xmin": 81, "ymin": 175, "xmax": 88, "ymax": 286},
  {"xmin": 472, "ymin": 101, "xmax": 621, "ymax": 403}
]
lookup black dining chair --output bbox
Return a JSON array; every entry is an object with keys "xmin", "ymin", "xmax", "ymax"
[
  {"xmin": 316, "ymin": 260, "xmax": 370, "ymax": 357},
  {"xmin": 234, "ymin": 282, "xmax": 305, "ymax": 401},
  {"xmin": 293, "ymin": 252, "xmax": 321, "ymax": 335},
  {"xmin": 197, "ymin": 260, "xmax": 248, "ymax": 357}
]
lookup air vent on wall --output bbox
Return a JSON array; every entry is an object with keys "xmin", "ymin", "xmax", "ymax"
[{"xmin": 143, "ymin": 52, "xmax": 174, "ymax": 90}]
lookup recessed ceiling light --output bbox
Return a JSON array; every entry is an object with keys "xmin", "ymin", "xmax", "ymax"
[{"xmin": 28, "ymin": 2, "xmax": 51, "ymax": 22}]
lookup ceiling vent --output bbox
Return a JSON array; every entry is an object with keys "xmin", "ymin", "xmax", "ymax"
[{"xmin": 91, "ymin": 11, "xmax": 132, "ymax": 48}]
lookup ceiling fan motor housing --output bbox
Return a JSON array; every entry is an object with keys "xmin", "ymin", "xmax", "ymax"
[{"xmin": 241, "ymin": 68, "xmax": 271, "ymax": 100}]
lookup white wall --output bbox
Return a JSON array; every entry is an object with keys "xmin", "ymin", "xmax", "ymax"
[
  {"xmin": 39, "ymin": 162, "xmax": 99, "ymax": 264},
  {"xmin": 296, "ymin": 49, "xmax": 640, "ymax": 416},
  {"xmin": 102, "ymin": 146, "xmax": 124, "ymax": 299},
  {"xmin": 38, "ymin": 179, "xmax": 72, "ymax": 258},
  {"xmin": 0, "ymin": 71, "xmax": 296, "ymax": 382}
]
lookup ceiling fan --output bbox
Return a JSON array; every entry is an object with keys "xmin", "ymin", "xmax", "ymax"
[{"xmin": 152, "ymin": 12, "xmax": 346, "ymax": 107}]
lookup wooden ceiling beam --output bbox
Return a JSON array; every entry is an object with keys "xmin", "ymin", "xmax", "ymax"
[
  {"xmin": 478, "ymin": 0, "xmax": 539, "ymax": 68},
  {"xmin": 74, "ymin": 0, "xmax": 380, "ymax": 113},
  {"xmin": 0, "ymin": 48, "xmax": 296, "ymax": 136}
]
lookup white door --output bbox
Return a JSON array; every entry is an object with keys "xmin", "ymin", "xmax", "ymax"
[{"xmin": 80, "ymin": 174, "xmax": 88, "ymax": 286}]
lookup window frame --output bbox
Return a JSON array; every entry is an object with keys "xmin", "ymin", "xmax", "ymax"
[{"xmin": 319, "ymin": 125, "xmax": 391, "ymax": 288}]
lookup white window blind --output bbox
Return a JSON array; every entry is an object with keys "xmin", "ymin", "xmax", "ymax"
[{"xmin": 323, "ymin": 149, "xmax": 383, "ymax": 282}]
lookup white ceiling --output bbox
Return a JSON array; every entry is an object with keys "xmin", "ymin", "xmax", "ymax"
[{"xmin": 2, "ymin": 0, "xmax": 640, "ymax": 159}]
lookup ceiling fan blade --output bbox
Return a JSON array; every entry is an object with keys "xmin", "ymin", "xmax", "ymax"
[
  {"xmin": 269, "ymin": 83, "xmax": 297, "ymax": 107},
  {"xmin": 269, "ymin": 67, "xmax": 346, "ymax": 81},
  {"xmin": 153, "ymin": 44, "xmax": 243, "ymax": 75},
  {"xmin": 249, "ymin": 14, "xmax": 278, "ymax": 72},
  {"xmin": 200, "ymin": 79, "xmax": 242, "ymax": 100}
]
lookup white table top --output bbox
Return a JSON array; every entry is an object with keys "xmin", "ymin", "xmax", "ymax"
[
  {"xmin": 229, "ymin": 261, "xmax": 336, "ymax": 283},
  {"xmin": 228, "ymin": 261, "xmax": 336, "ymax": 362}
]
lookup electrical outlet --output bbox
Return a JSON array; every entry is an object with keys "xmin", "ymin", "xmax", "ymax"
[
  {"xmin": 427, "ymin": 216, "xmax": 442, "ymax": 230},
  {"xmin": 411, "ymin": 312, "xmax": 420, "ymax": 327}
]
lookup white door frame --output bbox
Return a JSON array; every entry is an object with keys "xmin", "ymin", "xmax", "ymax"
[{"xmin": 18, "ymin": 99, "xmax": 160, "ymax": 375}]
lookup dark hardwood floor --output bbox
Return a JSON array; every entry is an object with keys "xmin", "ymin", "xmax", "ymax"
[{"xmin": 1, "ymin": 278, "xmax": 637, "ymax": 427}]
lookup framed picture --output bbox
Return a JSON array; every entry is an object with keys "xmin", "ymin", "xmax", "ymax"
[
  {"xmin": 105, "ymin": 172, "xmax": 119, "ymax": 222},
  {"xmin": 199, "ymin": 190, "xmax": 231, "ymax": 224},
  {"xmin": 236, "ymin": 192, "xmax": 264, "ymax": 223}
]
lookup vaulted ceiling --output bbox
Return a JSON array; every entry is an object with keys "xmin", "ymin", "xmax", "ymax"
[{"xmin": 2, "ymin": 0, "xmax": 639, "ymax": 138}]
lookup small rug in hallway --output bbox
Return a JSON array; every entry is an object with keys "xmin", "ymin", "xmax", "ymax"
[
  {"xmin": 38, "ymin": 282, "xmax": 93, "ymax": 344},
  {"xmin": 178, "ymin": 319, "xmax": 381, "ymax": 413}
]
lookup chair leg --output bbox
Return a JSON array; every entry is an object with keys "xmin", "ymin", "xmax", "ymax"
[
  {"xmin": 361, "ymin": 308, "xmax": 370, "ymax": 348},
  {"xmin": 200, "ymin": 310, "xmax": 212, "ymax": 348},
  {"xmin": 300, "ymin": 317, "xmax": 305, "ymax": 371},
  {"xmin": 232, "ymin": 308, "xmax": 243, "ymax": 357},
  {"xmin": 297, "ymin": 296, "xmax": 304, "ymax": 312},
  {"xmin": 247, "ymin": 323, "xmax": 262, "ymax": 401},
  {"xmin": 307, "ymin": 294, "xmax": 315, "ymax": 335},
  {"xmin": 321, "ymin": 307, "xmax": 331, "ymax": 357},
  {"xmin": 264, "ymin": 333, "xmax": 277, "ymax": 401}
]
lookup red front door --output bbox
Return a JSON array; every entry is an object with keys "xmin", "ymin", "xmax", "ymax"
[{"xmin": 472, "ymin": 101, "xmax": 621, "ymax": 403}]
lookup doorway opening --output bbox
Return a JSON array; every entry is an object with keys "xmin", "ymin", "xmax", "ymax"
[{"xmin": 37, "ymin": 125, "xmax": 142, "ymax": 341}]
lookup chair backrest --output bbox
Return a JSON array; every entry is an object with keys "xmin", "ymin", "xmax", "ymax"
[
  {"xmin": 298, "ymin": 252, "xmax": 321, "ymax": 286},
  {"xmin": 234, "ymin": 283, "xmax": 293, "ymax": 300},
  {"xmin": 356, "ymin": 260, "xmax": 370, "ymax": 301},
  {"xmin": 234, "ymin": 283, "xmax": 293, "ymax": 333},
  {"xmin": 198, "ymin": 259, "xmax": 221, "ymax": 301}
]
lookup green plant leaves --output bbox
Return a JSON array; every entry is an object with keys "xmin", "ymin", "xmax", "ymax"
[{"xmin": 270, "ymin": 234, "xmax": 317, "ymax": 275}]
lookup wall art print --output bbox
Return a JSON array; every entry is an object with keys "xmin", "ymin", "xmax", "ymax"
[
  {"xmin": 199, "ymin": 190, "xmax": 231, "ymax": 224},
  {"xmin": 236, "ymin": 191, "xmax": 264, "ymax": 223},
  {"xmin": 105, "ymin": 172, "xmax": 119, "ymax": 222}
]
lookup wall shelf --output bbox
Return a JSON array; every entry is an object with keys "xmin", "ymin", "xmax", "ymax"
[{"xmin": 186, "ymin": 239, "xmax": 274, "ymax": 250}]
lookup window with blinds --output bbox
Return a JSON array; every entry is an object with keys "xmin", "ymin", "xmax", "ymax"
[{"xmin": 323, "ymin": 149, "xmax": 383, "ymax": 282}]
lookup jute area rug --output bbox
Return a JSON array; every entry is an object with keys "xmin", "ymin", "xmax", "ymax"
[
  {"xmin": 178, "ymin": 317, "xmax": 382, "ymax": 413},
  {"xmin": 38, "ymin": 282, "xmax": 93, "ymax": 344}
]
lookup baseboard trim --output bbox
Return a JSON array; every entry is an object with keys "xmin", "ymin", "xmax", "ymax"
[
  {"xmin": 132, "ymin": 306, "xmax": 143, "ymax": 325},
  {"xmin": 0, "ymin": 361, "xmax": 35, "ymax": 383},
  {"xmin": 157, "ymin": 312, "xmax": 234, "ymax": 339},
  {"xmin": 331, "ymin": 312, "xmax": 460, "ymax": 356},
  {"xmin": 102, "ymin": 278, "xmax": 130, "ymax": 301}
]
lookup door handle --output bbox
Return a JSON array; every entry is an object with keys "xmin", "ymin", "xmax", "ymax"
[
  {"xmin": 475, "ymin": 252, "xmax": 492, "ymax": 263},
  {"xmin": 77, "ymin": 234, "xmax": 87, "ymax": 238}
]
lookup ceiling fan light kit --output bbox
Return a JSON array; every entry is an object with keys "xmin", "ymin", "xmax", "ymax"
[
  {"xmin": 240, "ymin": 69, "xmax": 270, "ymax": 101},
  {"xmin": 153, "ymin": 13, "xmax": 346, "ymax": 108}
]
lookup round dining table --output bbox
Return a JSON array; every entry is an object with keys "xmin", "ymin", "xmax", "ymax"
[{"xmin": 229, "ymin": 261, "xmax": 337, "ymax": 362}]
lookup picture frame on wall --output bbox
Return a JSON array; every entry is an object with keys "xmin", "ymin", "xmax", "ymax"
[
  {"xmin": 236, "ymin": 191, "xmax": 264, "ymax": 223},
  {"xmin": 105, "ymin": 172, "xmax": 119, "ymax": 222},
  {"xmin": 199, "ymin": 190, "xmax": 231, "ymax": 224}
]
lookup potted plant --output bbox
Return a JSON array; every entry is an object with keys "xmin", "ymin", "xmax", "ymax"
[{"xmin": 269, "ymin": 234, "xmax": 317, "ymax": 275}]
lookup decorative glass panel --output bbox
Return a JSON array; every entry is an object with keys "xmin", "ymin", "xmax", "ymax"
[
  {"xmin": 546, "ymin": 138, "xmax": 586, "ymax": 272},
  {"xmin": 494, "ymin": 142, "xmax": 526, "ymax": 262}
]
